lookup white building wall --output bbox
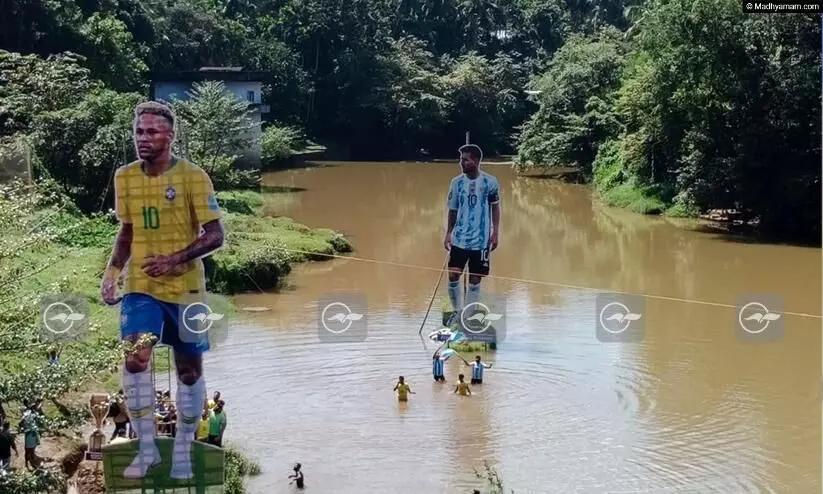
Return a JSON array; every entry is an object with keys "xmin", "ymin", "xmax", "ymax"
[{"xmin": 152, "ymin": 80, "xmax": 265, "ymax": 167}]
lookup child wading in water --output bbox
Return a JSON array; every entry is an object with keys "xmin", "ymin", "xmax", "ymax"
[
  {"xmin": 454, "ymin": 374, "xmax": 471, "ymax": 396},
  {"xmin": 393, "ymin": 376, "xmax": 416, "ymax": 401}
]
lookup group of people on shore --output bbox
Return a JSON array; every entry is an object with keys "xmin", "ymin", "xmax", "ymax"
[
  {"xmin": 0, "ymin": 400, "xmax": 45, "ymax": 473},
  {"xmin": 106, "ymin": 388, "xmax": 226, "ymax": 448}
]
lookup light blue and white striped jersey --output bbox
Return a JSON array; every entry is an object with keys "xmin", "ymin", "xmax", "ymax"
[
  {"xmin": 471, "ymin": 361, "xmax": 490, "ymax": 380},
  {"xmin": 432, "ymin": 358, "xmax": 444, "ymax": 376},
  {"xmin": 447, "ymin": 171, "xmax": 500, "ymax": 251}
]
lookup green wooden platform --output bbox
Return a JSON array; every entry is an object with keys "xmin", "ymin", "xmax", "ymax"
[{"xmin": 103, "ymin": 437, "xmax": 224, "ymax": 493}]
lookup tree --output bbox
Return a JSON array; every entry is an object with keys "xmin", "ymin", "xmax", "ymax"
[
  {"xmin": 516, "ymin": 29, "xmax": 627, "ymax": 174},
  {"xmin": 171, "ymin": 80, "xmax": 261, "ymax": 189}
]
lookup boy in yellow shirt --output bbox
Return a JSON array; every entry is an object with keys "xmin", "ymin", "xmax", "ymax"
[
  {"xmin": 454, "ymin": 374, "xmax": 471, "ymax": 396},
  {"xmin": 393, "ymin": 376, "xmax": 415, "ymax": 402},
  {"xmin": 196, "ymin": 409, "xmax": 210, "ymax": 442}
]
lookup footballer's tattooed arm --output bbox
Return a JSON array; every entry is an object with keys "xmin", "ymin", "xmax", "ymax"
[
  {"xmin": 171, "ymin": 219, "xmax": 225, "ymax": 265},
  {"xmin": 109, "ymin": 223, "xmax": 133, "ymax": 270},
  {"xmin": 141, "ymin": 220, "xmax": 224, "ymax": 278},
  {"xmin": 101, "ymin": 223, "xmax": 132, "ymax": 304}
]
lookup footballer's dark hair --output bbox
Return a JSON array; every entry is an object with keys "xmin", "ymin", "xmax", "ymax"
[
  {"xmin": 458, "ymin": 143, "xmax": 483, "ymax": 162},
  {"xmin": 134, "ymin": 100, "xmax": 176, "ymax": 129}
]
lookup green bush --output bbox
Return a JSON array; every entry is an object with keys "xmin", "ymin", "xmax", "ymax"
[
  {"xmin": 197, "ymin": 155, "xmax": 261, "ymax": 191},
  {"xmin": 224, "ymin": 445, "xmax": 262, "ymax": 494},
  {"xmin": 207, "ymin": 234, "xmax": 292, "ymax": 294},
  {"xmin": 0, "ymin": 468, "xmax": 67, "ymax": 494},
  {"xmin": 591, "ymin": 139, "xmax": 625, "ymax": 193},
  {"xmin": 216, "ymin": 190, "xmax": 264, "ymax": 215},
  {"xmin": 207, "ymin": 214, "xmax": 352, "ymax": 294},
  {"xmin": 261, "ymin": 124, "xmax": 304, "ymax": 163},
  {"xmin": 44, "ymin": 211, "xmax": 118, "ymax": 248}
]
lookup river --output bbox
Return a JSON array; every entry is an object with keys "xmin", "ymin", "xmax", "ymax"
[{"xmin": 204, "ymin": 162, "xmax": 820, "ymax": 493}]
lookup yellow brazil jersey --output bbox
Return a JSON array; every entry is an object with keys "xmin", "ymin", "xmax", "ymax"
[
  {"xmin": 197, "ymin": 414, "xmax": 210, "ymax": 440},
  {"xmin": 396, "ymin": 383, "xmax": 410, "ymax": 400},
  {"xmin": 114, "ymin": 158, "xmax": 223, "ymax": 304},
  {"xmin": 457, "ymin": 382, "xmax": 469, "ymax": 395}
]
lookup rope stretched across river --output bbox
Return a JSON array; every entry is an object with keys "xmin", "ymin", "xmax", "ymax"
[{"xmin": 278, "ymin": 247, "xmax": 822, "ymax": 320}]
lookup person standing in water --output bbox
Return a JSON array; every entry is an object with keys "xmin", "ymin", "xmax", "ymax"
[
  {"xmin": 454, "ymin": 374, "xmax": 471, "ymax": 396},
  {"xmin": 443, "ymin": 143, "xmax": 501, "ymax": 327},
  {"xmin": 464, "ymin": 355, "xmax": 493, "ymax": 384},
  {"xmin": 289, "ymin": 463, "xmax": 304, "ymax": 489},
  {"xmin": 432, "ymin": 351, "xmax": 446, "ymax": 382},
  {"xmin": 394, "ymin": 376, "xmax": 415, "ymax": 401}
]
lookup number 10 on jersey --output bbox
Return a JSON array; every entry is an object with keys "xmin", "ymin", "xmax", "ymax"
[{"xmin": 142, "ymin": 206, "xmax": 160, "ymax": 229}]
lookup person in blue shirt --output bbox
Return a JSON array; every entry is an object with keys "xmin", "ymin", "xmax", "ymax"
[
  {"xmin": 432, "ymin": 350, "xmax": 446, "ymax": 382},
  {"xmin": 443, "ymin": 144, "xmax": 501, "ymax": 327},
  {"xmin": 464, "ymin": 355, "xmax": 493, "ymax": 384}
]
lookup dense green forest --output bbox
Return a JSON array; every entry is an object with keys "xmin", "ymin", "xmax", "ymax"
[{"xmin": 0, "ymin": 0, "xmax": 820, "ymax": 243}]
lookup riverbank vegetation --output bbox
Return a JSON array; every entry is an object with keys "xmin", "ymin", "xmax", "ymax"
[
  {"xmin": 514, "ymin": 8, "xmax": 819, "ymax": 243},
  {"xmin": 0, "ymin": 49, "xmax": 349, "ymax": 491},
  {"xmin": 0, "ymin": 177, "xmax": 346, "ymax": 490},
  {"xmin": 1, "ymin": 1, "xmax": 817, "ymax": 239},
  {"xmin": 0, "ymin": 0, "xmax": 818, "ymax": 488}
]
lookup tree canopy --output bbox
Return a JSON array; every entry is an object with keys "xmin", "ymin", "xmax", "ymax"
[{"xmin": 0, "ymin": 0, "xmax": 819, "ymax": 242}]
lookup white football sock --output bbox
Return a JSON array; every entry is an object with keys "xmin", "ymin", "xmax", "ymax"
[
  {"xmin": 448, "ymin": 280, "xmax": 462, "ymax": 315},
  {"xmin": 122, "ymin": 366, "xmax": 156, "ymax": 448},
  {"xmin": 122, "ymin": 366, "xmax": 160, "ymax": 478},
  {"xmin": 171, "ymin": 376, "xmax": 206, "ymax": 479},
  {"xmin": 465, "ymin": 282, "xmax": 481, "ymax": 308}
]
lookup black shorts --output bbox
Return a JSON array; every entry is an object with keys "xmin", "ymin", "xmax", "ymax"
[
  {"xmin": 471, "ymin": 378, "xmax": 482, "ymax": 384},
  {"xmin": 434, "ymin": 375, "xmax": 446, "ymax": 382},
  {"xmin": 448, "ymin": 246, "xmax": 490, "ymax": 276}
]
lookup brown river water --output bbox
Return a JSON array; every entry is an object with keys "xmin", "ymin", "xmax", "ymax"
[{"xmin": 197, "ymin": 162, "xmax": 820, "ymax": 493}]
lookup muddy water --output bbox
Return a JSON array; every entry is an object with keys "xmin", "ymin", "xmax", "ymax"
[{"xmin": 205, "ymin": 163, "xmax": 820, "ymax": 493}]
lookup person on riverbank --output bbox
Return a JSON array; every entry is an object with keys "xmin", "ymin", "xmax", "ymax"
[
  {"xmin": 47, "ymin": 347, "xmax": 61, "ymax": 366},
  {"xmin": 443, "ymin": 144, "xmax": 501, "ymax": 328},
  {"xmin": 464, "ymin": 355, "xmax": 493, "ymax": 384},
  {"xmin": 0, "ymin": 421, "xmax": 18, "ymax": 472},
  {"xmin": 208, "ymin": 391, "xmax": 221, "ymax": 410},
  {"xmin": 110, "ymin": 390, "xmax": 130, "ymax": 440},
  {"xmin": 432, "ymin": 351, "xmax": 446, "ymax": 382},
  {"xmin": 394, "ymin": 376, "xmax": 415, "ymax": 401},
  {"xmin": 454, "ymin": 374, "xmax": 471, "ymax": 396},
  {"xmin": 196, "ymin": 408, "xmax": 210, "ymax": 443},
  {"xmin": 100, "ymin": 101, "xmax": 225, "ymax": 480},
  {"xmin": 18, "ymin": 401, "xmax": 41, "ymax": 470},
  {"xmin": 207, "ymin": 400, "xmax": 227, "ymax": 447}
]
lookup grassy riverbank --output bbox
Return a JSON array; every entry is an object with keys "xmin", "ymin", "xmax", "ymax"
[{"xmin": 0, "ymin": 181, "xmax": 349, "ymax": 492}]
